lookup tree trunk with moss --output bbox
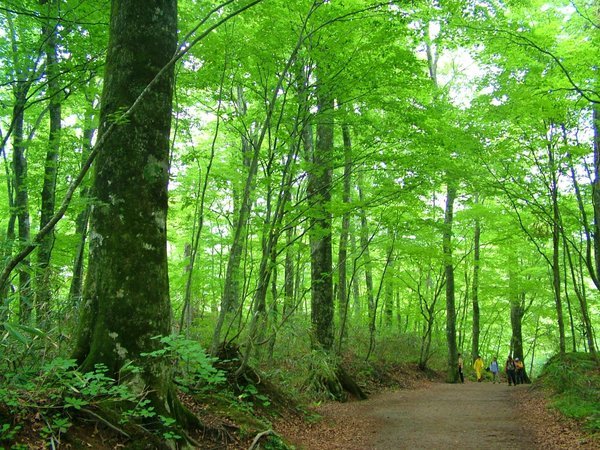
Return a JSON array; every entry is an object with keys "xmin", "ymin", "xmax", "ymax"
[
  {"xmin": 308, "ymin": 69, "xmax": 334, "ymax": 351},
  {"xmin": 36, "ymin": 1, "xmax": 62, "ymax": 327},
  {"xmin": 508, "ymin": 255, "xmax": 530, "ymax": 384},
  {"xmin": 593, "ymin": 104, "xmax": 600, "ymax": 287},
  {"xmin": 471, "ymin": 206, "xmax": 481, "ymax": 361},
  {"xmin": 444, "ymin": 180, "xmax": 458, "ymax": 383},
  {"xmin": 73, "ymin": 0, "xmax": 182, "ymax": 423}
]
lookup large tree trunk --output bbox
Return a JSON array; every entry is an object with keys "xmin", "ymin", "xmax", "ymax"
[
  {"xmin": 593, "ymin": 104, "xmax": 600, "ymax": 284},
  {"xmin": 36, "ymin": 3, "xmax": 62, "ymax": 327},
  {"xmin": 471, "ymin": 203, "xmax": 481, "ymax": 360},
  {"xmin": 72, "ymin": 0, "xmax": 181, "ymax": 421},
  {"xmin": 383, "ymin": 229, "xmax": 395, "ymax": 327},
  {"xmin": 309, "ymin": 69, "xmax": 334, "ymax": 350},
  {"xmin": 509, "ymin": 256, "xmax": 530, "ymax": 384},
  {"xmin": 0, "ymin": 142, "xmax": 16, "ymax": 322},
  {"xmin": 13, "ymin": 84, "xmax": 32, "ymax": 325},
  {"xmin": 6, "ymin": 13, "xmax": 34, "ymax": 324},
  {"xmin": 443, "ymin": 180, "xmax": 458, "ymax": 382},
  {"xmin": 357, "ymin": 172, "xmax": 375, "ymax": 331},
  {"xmin": 549, "ymin": 144, "xmax": 566, "ymax": 354},
  {"xmin": 283, "ymin": 225, "xmax": 295, "ymax": 318},
  {"xmin": 337, "ymin": 123, "xmax": 352, "ymax": 344}
]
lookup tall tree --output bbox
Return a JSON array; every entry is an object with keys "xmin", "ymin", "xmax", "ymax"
[
  {"xmin": 7, "ymin": 13, "xmax": 37, "ymax": 324},
  {"xmin": 471, "ymin": 195, "xmax": 481, "ymax": 360},
  {"xmin": 72, "ymin": 0, "xmax": 185, "ymax": 422},
  {"xmin": 36, "ymin": 0, "xmax": 62, "ymax": 326},
  {"xmin": 547, "ymin": 136, "xmax": 566, "ymax": 353},
  {"xmin": 508, "ymin": 252, "xmax": 531, "ymax": 384},
  {"xmin": 337, "ymin": 123, "xmax": 352, "ymax": 344},
  {"xmin": 443, "ymin": 179, "xmax": 459, "ymax": 382},
  {"xmin": 308, "ymin": 64, "xmax": 334, "ymax": 350}
]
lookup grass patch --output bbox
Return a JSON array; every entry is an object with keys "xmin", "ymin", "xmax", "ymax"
[{"xmin": 537, "ymin": 352, "xmax": 600, "ymax": 433}]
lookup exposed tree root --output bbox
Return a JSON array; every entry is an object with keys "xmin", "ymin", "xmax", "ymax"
[
  {"xmin": 248, "ymin": 429, "xmax": 276, "ymax": 450},
  {"xmin": 336, "ymin": 365, "xmax": 368, "ymax": 400},
  {"xmin": 306, "ymin": 363, "xmax": 368, "ymax": 402},
  {"xmin": 64, "ymin": 387, "xmax": 234, "ymax": 450}
]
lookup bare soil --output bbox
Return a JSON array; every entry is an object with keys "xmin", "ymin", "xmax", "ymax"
[{"xmin": 278, "ymin": 381, "xmax": 599, "ymax": 450}]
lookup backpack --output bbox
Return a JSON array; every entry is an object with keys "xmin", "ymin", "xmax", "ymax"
[{"xmin": 516, "ymin": 360, "xmax": 524, "ymax": 369}]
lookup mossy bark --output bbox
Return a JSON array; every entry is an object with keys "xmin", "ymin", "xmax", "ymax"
[
  {"xmin": 36, "ymin": 1, "xmax": 62, "ymax": 327},
  {"xmin": 308, "ymin": 68, "xmax": 334, "ymax": 351},
  {"xmin": 444, "ymin": 181, "xmax": 458, "ymax": 383},
  {"xmin": 73, "ymin": 0, "xmax": 178, "ymax": 420},
  {"xmin": 471, "ymin": 208, "xmax": 481, "ymax": 361}
]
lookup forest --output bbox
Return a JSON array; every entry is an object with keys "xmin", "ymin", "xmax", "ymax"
[{"xmin": 0, "ymin": 0, "xmax": 598, "ymax": 448}]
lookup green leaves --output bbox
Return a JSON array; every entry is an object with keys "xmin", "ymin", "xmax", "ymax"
[
  {"xmin": 2, "ymin": 322, "xmax": 45, "ymax": 346},
  {"xmin": 143, "ymin": 335, "xmax": 226, "ymax": 390}
]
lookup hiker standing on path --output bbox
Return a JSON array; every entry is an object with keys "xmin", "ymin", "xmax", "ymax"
[
  {"xmin": 505, "ymin": 355, "xmax": 517, "ymax": 386},
  {"xmin": 458, "ymin": 353, "xmax": 465, "ymax": 383},
  {"xmin": 515, "ymin": 358, "xmax": 525, "ymax": 384},
  {"xmin": 490, "ymin": 356, "xmax": 500, "ymax": 383},
  {"xmin": 473, "ymin": 355, "xmax": 485, "ymax": 382}
]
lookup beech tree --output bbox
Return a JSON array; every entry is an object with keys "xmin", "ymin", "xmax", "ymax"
[
  {"xmin": 0, "ymin": 6, "xmax": 598, "ymax": 439},
  {"xmin": 71, "ymin": 0, "xmax": 186, "ymax": 423}
]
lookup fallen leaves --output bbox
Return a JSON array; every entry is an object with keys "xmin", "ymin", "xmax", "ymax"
[{"xmin": 515, "ymin": 386, "xmax": 599, "ymax": 450}]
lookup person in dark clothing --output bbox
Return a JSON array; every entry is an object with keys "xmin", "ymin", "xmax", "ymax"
[
  {"xmin": 505, "ymin": 355, "xmax": 517, "ymax": 386},
  {"xmin": 515, "ymin": 357, "xmax": 525, "ymax": 384},
  {"xmin": 458, "ymin": 353, "xmax": 465, "ymax": 383}
]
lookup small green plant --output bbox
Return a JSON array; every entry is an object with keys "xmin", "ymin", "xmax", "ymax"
[
  {"xmin": 159, "ymin": 415, "xmax": 182, "ymax": 441},
  {"xmin": 0, "ymin": 423, "xmax": 21, "ymax": 442},
  {"xmin": 0, "ymin": 355, "xmax": 142, "ymax": 446},
  {"xmin": 238, "ymin": 384, "xmax": 271, "ymax": 408},
  {"xmin": 40, "ymin": 415, "xmax": 71, "ymax": 440},
  {"xmin": 142, "ymin": 334, "xmax": 226, "ymax": 391}
]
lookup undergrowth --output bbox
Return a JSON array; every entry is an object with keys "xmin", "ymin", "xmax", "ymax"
[
  {"xmin": 0, "ymin": 325, "xmax": 286, "ymax": 449},
  {"xmin": 537, "ymin": 352, "xmax": 600, "ymax": 433}
]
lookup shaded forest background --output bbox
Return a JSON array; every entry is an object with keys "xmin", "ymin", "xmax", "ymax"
[{"xmin": 0, "ymin": 0, "xmax": 598, "ymax": 446}]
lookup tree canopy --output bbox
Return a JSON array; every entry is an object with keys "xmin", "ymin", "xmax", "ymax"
[{"xmin": 0, "ymin": 0, "xmax": 598, "ymax": 445}]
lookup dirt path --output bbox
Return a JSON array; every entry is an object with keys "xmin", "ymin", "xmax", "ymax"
[
  {"xmin": 366, "ymin": 382, "xmax": 533, "ymax": 449},
  {"xmin": 279, "ymin": 381, "xmax": 597, "ymax": 450}
]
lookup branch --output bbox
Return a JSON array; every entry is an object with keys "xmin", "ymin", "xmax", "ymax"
[
  {"xmin": 569, "ymin": 0, "xmax": 600, "ymax": 30},
  {"xmin": 0, "ymin": 0, "xmax": 265, "ymax": 291},
  {"xmin": 463, "ymin": 24, "xmax": 599, "ymax": 104},
  {"xmin": 80, "ymin": 408, "xmax": 131, "ymax": 439}
]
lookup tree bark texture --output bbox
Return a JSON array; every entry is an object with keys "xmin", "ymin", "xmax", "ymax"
[
  {"xmin": 13, "ymin": 85, "xmax": 32, "ymax": 324},
  {"xmin": 283, "ymin": 225, "xmax": 295, "ymax": 317},
  {"xmin": 471, "ymin": 211, "xmax": 481, "ymax": 360},
  {"xmin": 309, "ymin": 70, "xmax": 334, "ymax": 351},
  {"xmin": 593, "ymin": 104, "xmax": 600, "ymax": 285},
  {"xmin": 549, "ymin": 144, "xmax": 566, "ymax": 353},
  {"xmin": 36, "ymin": 4, "xmax": 62, "ymax": 326},
  {"xmin": 357, "ymin": 172, "xmax": 375, "ymax": 327},
  {"xmin": 508, "ymin": 257, "xmax": 530, "ymax": 384},
  {"xmin": 73, "ymin": 0, "xmax": 178, "ymax": 411},
  {"xmin": 337, "ymin": 123, "xmax": 352, "ymax": 343},
  {"xmin": 443, "ymin": 181, "xmax": 458, "ymax": 382}
]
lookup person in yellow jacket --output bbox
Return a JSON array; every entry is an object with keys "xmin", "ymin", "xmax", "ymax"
[{"xmin": 473, "ymin": 355, "xmax": 485, "ymax": 382}]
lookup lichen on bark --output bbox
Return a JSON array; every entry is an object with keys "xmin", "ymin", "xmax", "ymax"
[{"xmin": 72, "ymin": 0, "xmax": 180, "ymax": 423}]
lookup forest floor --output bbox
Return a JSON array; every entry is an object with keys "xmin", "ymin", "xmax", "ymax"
[{"xmin": 276, "ymin": 380, "xmax": 599, "ymax": 450}]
